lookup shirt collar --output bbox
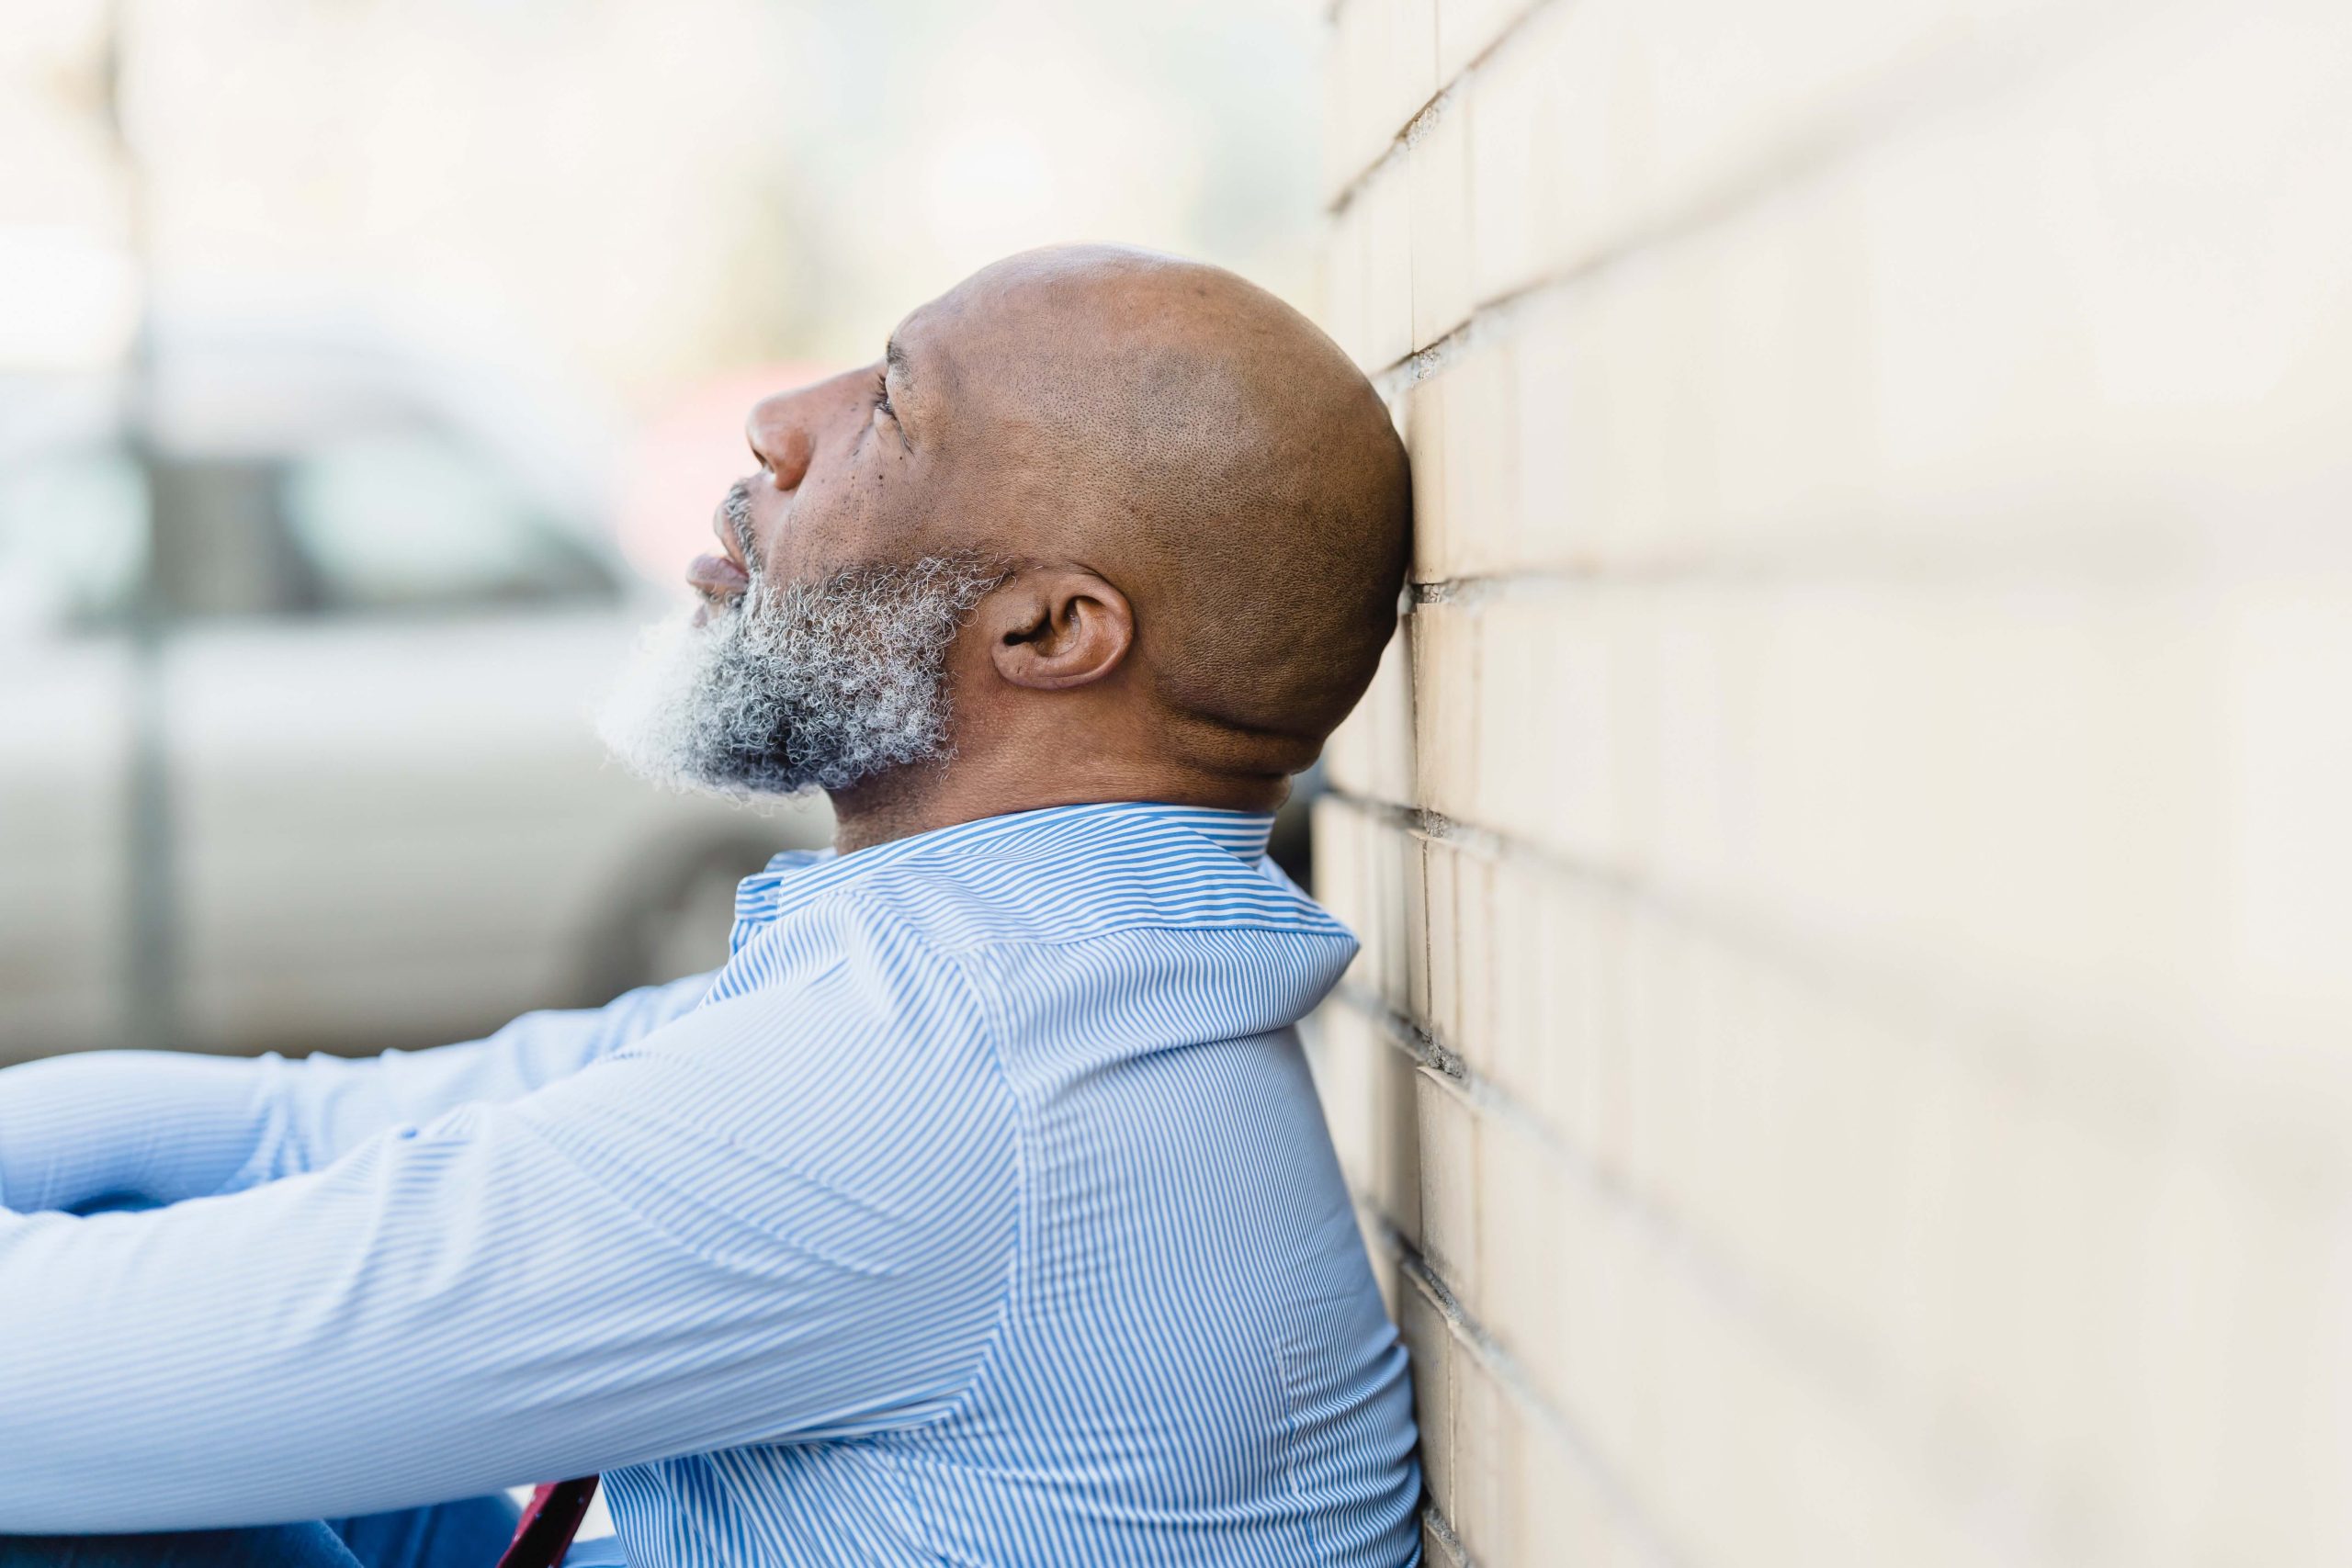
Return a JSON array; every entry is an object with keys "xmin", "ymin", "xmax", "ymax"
[
  {"xmin": 734, "ymin": 802, "xmax": 1279, "ymax": 937},
  {"xmin": 1154, "ymin": 806, "xmax": 1279, "ymax": 861}
]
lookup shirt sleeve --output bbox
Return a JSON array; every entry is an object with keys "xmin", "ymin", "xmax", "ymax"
[
  {"xmin": 0, "ymin": 972, "xmax": 716, "ymax": 1215},
  {"xmin": 0, "ymin": 940, "xmax": 1018, "ymax": 1532}
]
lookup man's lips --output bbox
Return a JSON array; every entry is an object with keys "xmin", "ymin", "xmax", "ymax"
[{"xmin": 686, "ymin": 551, "xmax": 750, "ymax": 597}]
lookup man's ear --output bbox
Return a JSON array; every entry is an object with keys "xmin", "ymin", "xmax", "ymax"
[{"xmin": 980, "ymin": 569, "xmax": 1134, "ymax": 691}]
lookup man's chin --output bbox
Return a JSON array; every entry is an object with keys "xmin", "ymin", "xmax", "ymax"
[{"xmin": 596, "ymin": 605, "xmax": 734, "ymax": 795}]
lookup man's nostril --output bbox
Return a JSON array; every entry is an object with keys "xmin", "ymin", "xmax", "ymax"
[{"xmin": 771, "ymin": 424, "xmax": 815, "ymax": 490}]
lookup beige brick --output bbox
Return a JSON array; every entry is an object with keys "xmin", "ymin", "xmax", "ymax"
[
  {"xmin": 1398, "ymin": 369, "xmax": 1452, "ymax": 581},
  {"xmin": 1372, "ymin": 818, "xmax": 1408, "ymax": 1015},
  {"xmin": 1312, "ymin": 796, "xmax": 1419, "ymax": 1011},
  {"xmin": 1418, "ymin": 836, "xmax": 1461, "ymax": 1048},
  {"xmin": 1319, "ymin": 0, "xmax": 1369, "ymax": 201},
  {"xmin": 1397, "ymin": 1276, "xmax": 1457, "ymax": 1517},
  {"xmin": 1323, "ymin": 628, "xmax": 1415, "ymax": 806},
  {"xmin": 1308, "ymin": 800, "xmax": 1366, "ymax": 1001},
  {"xmin": 1402, "ymin": 833, "xmax": 1434, "ymax": 1023},
  {"xmin": 1415, "ymin": 1068, "xmax": 1481, "ymax": 1291},
  {"xmin": 1402, "ymin": 330, "xmax": 1519, "ymax": 583},
  {"xmin": 1326, "ymin": 4, "xmax": 1363, "ymax": 205},
  {"xmin": 1306, "ymin": 795, "xmax": 1363, "ymax": 940},
  {"xmin": 1305, "ymin": 1000, "xmax": 1424, "ymax": 1243},
  {"xmin": 1439, "ymin": 839, "xmax": 1498, "ymax": 1070},
  {"xmin": 1321, "ymin": 0, "xmax": 1378, "ymax": 200},
  {"xmin": 1322, "ymin": 159, "xmax": 1415, "ymax": 375},
  {"xmin": 1469, "ymin": 1103, "xmax": 1570, "ymax": 1402},
  {"xmin": 1408, "ymin": 94, "xmax": 1474, "ymax": 347},
  {"xmin": 1300, "ymin": 1006, "xmax": 1374, "ymax": 1192},
  {"xmin": 1326, "ymin": 0, "xmax": 1441, "ymax": 204},
  {"xmin": 1402, "ymin": 602, "xmax": 1475, "ymax": 810},
  {"xmin": 1451, "ymin": 1340, "xmax": 1641, "ymax": 1565},
  {"xmin": 1482, "ymin": 851, "xmax": 1627, "ymax": 1175}
]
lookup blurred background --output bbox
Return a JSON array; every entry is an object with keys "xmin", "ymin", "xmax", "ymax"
[{"xmin": 0, "ymin": 0, "xmax": 1325, "ymax": 1064}]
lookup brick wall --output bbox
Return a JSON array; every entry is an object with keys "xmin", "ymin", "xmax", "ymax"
[{"xmin": 1306, "ymin": 1, "xmax": 2352, "ymax": 1563}]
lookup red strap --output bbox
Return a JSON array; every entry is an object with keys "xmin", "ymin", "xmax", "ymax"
[{"xmin": 494, "ymin": 1477, "xmax": 600, "ymax": 1568}]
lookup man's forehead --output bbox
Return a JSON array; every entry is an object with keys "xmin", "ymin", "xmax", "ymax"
[
  {"xmin": 888, "ymin": 274, "xmax": 1115, "ymax": 400},
  {"xmin": 886, "ymin": 299, "xmax": 952, "ymax": 385},
  {"xmin": 884, "ymin": 293, "xmax": 1032, "ymax": 403}
]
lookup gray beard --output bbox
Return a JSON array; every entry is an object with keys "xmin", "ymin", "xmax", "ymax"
[{"xmin": 597, "ymin": 555, "xmax": 1010, "ymax": 799}]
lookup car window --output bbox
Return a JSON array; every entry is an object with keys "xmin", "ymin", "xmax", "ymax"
[
  {"xmin": 0, "ymin": 446, "xmax": 148, "ymax": 636},
  {"xmin": 152, "ymin": 454, "xmax": 318, "ymax": 620},
  {"xmin": 278, "ymin": 429, "xmax": 615, "ymax": 614}
]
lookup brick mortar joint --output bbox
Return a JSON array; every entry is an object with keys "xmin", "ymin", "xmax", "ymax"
[
  {"xmin": 1324, "ymin": 0, "xmax": 1566, "ymax": 218},
  {"xmin": 1365, "ymin": 1206, "xmax": 1689, "ymax": 1568},
  {"xmin": 1332, "ymin": 977, "xmax": 1470, "ymax": 1084},
  {"xmin": 1314, "ymin": 786, "xmax": 2352, "ymax": 1217},
  {"xmin": 1336, "ymin": 999, "xmax": 2113, "ymax": 1566},
  {"xmin": 1314, "ymin": 863, "xmax": 2160, "ymax": 1563},
  {"xmin": 1349, "ymin": 0, "xmax": 2140, "ymax": 391},
  {"xmin": 1320, "ymin": 796, "xmax": 1538, "ymax": 880},
  {"xmin": 1329, "ymin": 979, "xmax": 1628, "ymax": 1193},
  {"xmin": 1396, "ymin": 541, "xmax": 2245, "ymax": 599},
  {"xmin": 1419, "ymin": 1501, "xmax": 1476, "ymax": 1567}
]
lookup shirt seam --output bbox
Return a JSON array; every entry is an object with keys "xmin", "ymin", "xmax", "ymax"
[{"xmin": 901, "ymin": 941, "xmax": 1028, "ymax": 1439}]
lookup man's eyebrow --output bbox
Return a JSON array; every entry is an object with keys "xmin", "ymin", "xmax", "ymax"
[{"xmin": 885, "ymin": 335, "xmax": 912, "ymax": 392}]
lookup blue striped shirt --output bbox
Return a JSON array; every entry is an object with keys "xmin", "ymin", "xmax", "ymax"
[{"xmin": 0, "ymin": 803, "xmax": 1420, "ymax": 1564}]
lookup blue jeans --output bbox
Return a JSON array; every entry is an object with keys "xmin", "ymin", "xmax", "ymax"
[{"xmin": 0, "ymin": 1495, "xmax": 521, "ymax": 1568}]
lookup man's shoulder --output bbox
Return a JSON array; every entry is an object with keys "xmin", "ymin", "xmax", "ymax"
[{"xmin": 701, "ymin": 805, "xmax": 1360, "ymax": 1063}]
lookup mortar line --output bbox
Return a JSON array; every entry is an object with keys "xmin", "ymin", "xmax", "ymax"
[
  {"xmin": 1314, "ymin": 789, "xmax": 2340, "ymax": 1214},
  {"xmin": 1310, "ymin": 794, "xmax": 2257, "ymax": 1564},
  {"xmin": 1418, "ymin": 1502, "xmax": 1476, "ymax": 1567},
  {"xmin": 1364, "ymin": 1208, "xmax": 1690, "ymax": 1568},
  {"xmin": 1325, "ymin": 985, "xmax": 2090, "ymax": 1567},
  {"xmin": 1393, "ymin": 526, "xmax": 2264, "ymax": 594},
  {"xmin": 1362, "ymin": 0, "xmax": 2149, "ymax": 400},
  {"xmin": 1324, "ymin": 0, "xmax": 1565, "ymax": 218}
]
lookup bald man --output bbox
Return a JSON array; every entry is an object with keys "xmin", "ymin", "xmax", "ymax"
[{"xmin": 0, "ymin": 247, "xmax": 1420, "ymax": 1568}]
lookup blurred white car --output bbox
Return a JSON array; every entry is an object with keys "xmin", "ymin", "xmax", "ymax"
[{"xmin": 0, "ymin": 317, "xmax": 828, "ymax": 1063}]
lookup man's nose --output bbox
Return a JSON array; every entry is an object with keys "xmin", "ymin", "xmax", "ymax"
[
  {"xmin": 745, "ymin": 408, "xmax": 814, "ymax": 491},
  {"xmin": 748, "ymin": 367, "xmax": 876, "ymax": 488}
]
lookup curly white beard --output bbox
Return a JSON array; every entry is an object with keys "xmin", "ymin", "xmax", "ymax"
[{"xmin": 597, "ymin": 555, "xmax": 1011, "ymax": 798}]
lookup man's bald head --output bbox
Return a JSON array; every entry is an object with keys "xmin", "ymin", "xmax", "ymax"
[
  {"xmin": 639, "ymin": 243, "xmax": 1411, "ymax": 845},
  {"xmin": 899, "ymin": 245, "xmax": 1410, "ymax": 763}
]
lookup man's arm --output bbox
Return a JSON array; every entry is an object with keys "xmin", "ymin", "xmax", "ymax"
[
  {"xmin": 0, "ymin": 953, "xmax": 1016, "ymax": 1532},
  {"xmin": 0, "ymin": 972, "xmax": 715, "ymax": 1214}
]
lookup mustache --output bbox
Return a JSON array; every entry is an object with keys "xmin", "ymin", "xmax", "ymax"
[{"xmin": 721, "ymin": 479, "xmax": 760, "ymax": 571}]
